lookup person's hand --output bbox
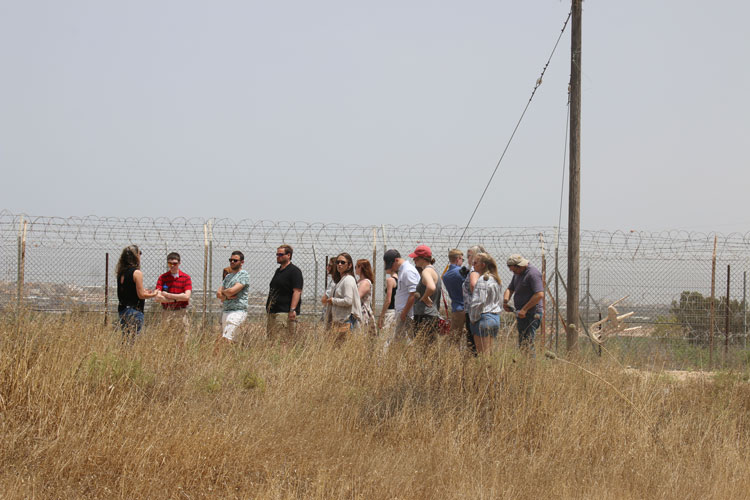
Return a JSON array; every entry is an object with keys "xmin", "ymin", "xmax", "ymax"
[
  {"xmin": 423, "ymin": 296, "xmax": 433, "ymax": 308},
  {"xmin": 399, "ymin": 311, "xmax": 407, "ymax": 322},
  {"xmin": 377, "ymin": 317, "xmax": 384, "ymax": 329},
  {"xmin": 321, "ymin": 295, "xmax": 328, "ymax": 305},
  {"xmin": 503, "ymin": 304, "xmax": 512, "ymax": 313},
  {"xmin": 216, "ymin": 290, "xmax": 224, "ymax": 301},
  {"xmin": 288, "ymin": 310, "xmax": 297, "ymax": 321},
  {"xmin": 517, "ymin": 309, "xmax": 527, "ymax": 319}
]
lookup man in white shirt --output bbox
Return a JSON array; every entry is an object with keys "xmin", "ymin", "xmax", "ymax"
[{"xmin": 383, "ymin": 249, "xmax": 420, "ymax": 340}]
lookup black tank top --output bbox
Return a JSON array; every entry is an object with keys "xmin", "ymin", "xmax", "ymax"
[
  {"xmin": 388, "ymin": 279, "xmax": 397, "ymax": 310},
  {"xmin": 117, "ymin": 267, "xmax": 145, "ymax": 313}
]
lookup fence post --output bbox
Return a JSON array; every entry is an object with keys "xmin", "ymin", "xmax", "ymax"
[
  {"xmin": 744, "ymin": 271, "xmax": 747, "ymax": 350},
  {"xmin": 554, "ymin": 246, "xmax": 559, "ymax": 352},
  {"xmin": 312, "ymin": 244, "xmax": 318, "ymax": 317},
  {"xmin": 203, "ymin": 224, "xmax": 208, "ymax": 331},
  {"xmin": 104, "ymin": 253, "xmax": 109, "ymax": 326},
  {"xmin": 709, "ymin": 235, "xmax": 717, "ymax": 370},
  {"xmin": 208, "ymin": 219, "xmax": 213, "ymax": 310},
  {"xmin": 585, "ymin": 267, "xmax": 590, "ymax": 331},
  {"xmin": 540, "ymin": 233, "xmax": 546, "ymax": 348},
  {"xmin": 16, "ymin": 217, "xmax": 27, "ymax": 310},
  {"xmin": 725, "ymin": 264, "xmax": 730, "ymax": 366}
]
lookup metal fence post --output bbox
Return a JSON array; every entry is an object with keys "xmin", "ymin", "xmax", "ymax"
[
  {"xmin": 312, "ymin": 244, "xmax": 318, "ymax": 316},
  {"xmin": 104, "ymin": 252, "xmax": 109, "ymax": 326},
  {"xmin": 554, "ymin": 246, "xmax": 559, "ymax": 352},
  {"xmin": 202, "ymin": 223, "xmax": 208, "ymax": 331},
  {"xmin": 208, "ymin": 219, "xmax": 213, "ymax": 314},
  {"xmin": 709, "ymin": 235, "xmax": 717, "ymax": 370},
  {"xmin": 744, "ymin": 271, "xmax": 747, "ymax": 350},
  {"xmin": 725, "ymin": 264, "xmax": 730, "ymax": 365},
  {"xmin": 16, "ymin": 217, "xmax": 27, "ymax": 310}
]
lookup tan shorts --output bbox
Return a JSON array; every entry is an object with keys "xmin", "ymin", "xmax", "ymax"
[{"xmin": 266, "ymin": 312, "xmax": 298, "ymax": 339}]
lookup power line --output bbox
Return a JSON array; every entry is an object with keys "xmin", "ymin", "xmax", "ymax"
[{"xmin": 455, "ymin": 10, "xmax": 572, "ymax": 250}]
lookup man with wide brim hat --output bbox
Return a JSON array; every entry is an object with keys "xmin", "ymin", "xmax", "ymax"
[{"xmin": 503, "ymin": 254, "xmax": 544, "ymax": 356}]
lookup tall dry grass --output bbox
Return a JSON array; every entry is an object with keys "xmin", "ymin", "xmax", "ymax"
[{"xmin": 2, "ymin": 312, "xmax": 750, "ymax": 499}]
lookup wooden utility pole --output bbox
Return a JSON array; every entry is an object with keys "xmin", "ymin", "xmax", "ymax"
[{"xmin": 566, "ymin": 0, "xmax": 582, "ymax": 351}]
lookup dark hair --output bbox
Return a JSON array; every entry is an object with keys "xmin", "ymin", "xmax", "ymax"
[
  {"xmin": 231, "ymin": 250, "xmax": 244, "ymax": 261},
  {"xmin": 167, "ymin": 252, "xmax": 180, "ymax": 262},
  {"xmin": 116, "ymin": 245, "xmax": 140, "ymax": 277},
  {"xmin": 332, "ymin": 253, "xmax": 354, "ymax": 283},
  {"xmin": 355, "ymin": 259, "xmax": 375, "ymax": 284},
  {"xmin": 415, "ymin": 255, "xmax": 436, "ymax": 266},
  {"xmin": 278, "ymin": 244, "xmax": 293, "ymax": 258}
]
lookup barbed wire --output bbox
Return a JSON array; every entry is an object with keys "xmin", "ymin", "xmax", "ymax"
[{"xmin": 2, "ymin": 211, "xmax": 750, "ymax": 261}]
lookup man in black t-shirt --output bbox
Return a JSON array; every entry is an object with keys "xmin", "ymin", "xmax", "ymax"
[{"xmin": 266, "ymin": 244, "xmax": 304, "ymax": 340}]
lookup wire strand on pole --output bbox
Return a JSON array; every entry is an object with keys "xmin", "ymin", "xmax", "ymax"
[{"xmin": 455, "ymin": 11, "xmax": 572, "ymax": 249}]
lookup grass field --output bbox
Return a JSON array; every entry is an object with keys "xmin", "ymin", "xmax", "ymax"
[{"xmin": 2, "ymin": 313, "xmax": 750, "ymax": 499}]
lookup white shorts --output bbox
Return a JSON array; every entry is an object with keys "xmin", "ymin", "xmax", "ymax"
[{"xmin": 221, "ymin": 310, "xmax": 247, "ymax": 341}]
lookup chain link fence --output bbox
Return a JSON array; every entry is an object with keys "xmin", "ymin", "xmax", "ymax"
[{"xmin": 2, "ymin": 210, "xmax": 749, "ymax": 367}]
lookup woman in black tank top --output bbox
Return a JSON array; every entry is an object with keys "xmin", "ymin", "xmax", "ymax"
[{"xmin": 116, "ymin": 245, "xmax": 158, "ymax": 343}]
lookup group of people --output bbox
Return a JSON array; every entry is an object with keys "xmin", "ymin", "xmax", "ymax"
[{"xmin": 115, "ymin": 241, "xmax": 545, "ymax": 355}]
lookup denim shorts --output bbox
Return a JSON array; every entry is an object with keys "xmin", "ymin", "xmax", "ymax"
[
  {"xmin": 470, "ymin": 312, "xmax": 500, "ymax": 338},
  {"xmin": 119, "ymin": 307, "xmax": 144, "ymax": 343}
]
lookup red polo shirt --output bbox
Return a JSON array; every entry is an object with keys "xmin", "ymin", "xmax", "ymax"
[{"xmin": 156, "ymin": 270, "xmax": 192, "ymax": 310}]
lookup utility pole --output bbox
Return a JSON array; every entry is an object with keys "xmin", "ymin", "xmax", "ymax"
[{"xmin": 566, "ymin": 0, "xmax": 582, "ymax": 351}]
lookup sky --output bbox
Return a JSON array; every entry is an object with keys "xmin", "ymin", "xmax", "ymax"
[{"xmin": 1, "ymin": 0, "xmax": 748, "ymax": 233}]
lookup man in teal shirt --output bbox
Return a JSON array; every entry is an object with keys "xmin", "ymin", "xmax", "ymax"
[{"xmin": 216, "ymin": 250, "xmax": 249, "ymax": 344}]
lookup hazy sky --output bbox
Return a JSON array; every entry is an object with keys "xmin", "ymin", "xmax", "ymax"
[{"xmin": 1, "ymin": 1, "xmax": 748, "ymax": 233}]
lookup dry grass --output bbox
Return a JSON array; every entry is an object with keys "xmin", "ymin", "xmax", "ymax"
[{"xmin": 2, "ymin": 312, "xmax": 750, "ymax": 499}]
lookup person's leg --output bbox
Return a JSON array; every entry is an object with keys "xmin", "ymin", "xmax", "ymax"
[
  {"xmin": 517, "ymin": 315, "xmax": 538, "ymax": 357},
  {"xmin": 465, "ymin": 313, "xmax": 477, "ymax": 355},
  {"xmin": 266, "ymin": 313, "xmax": 280, "ymax": 341},
  {"xmin": 450, "ymin": 310, "xmax": 465, "ymax": 344}
]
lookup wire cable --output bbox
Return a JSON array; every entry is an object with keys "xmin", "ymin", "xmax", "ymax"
[{"xmin": 455, "ymin": 10, "xmax": 572, "ymax": 250}]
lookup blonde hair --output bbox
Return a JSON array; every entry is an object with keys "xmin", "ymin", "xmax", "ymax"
[{"xmin": 474, "ymin": 253, "xmax": 501, "ymax": 287}]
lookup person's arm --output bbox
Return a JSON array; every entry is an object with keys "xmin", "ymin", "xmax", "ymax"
[
  {"xmin": 503, "ymin": 287, "xmax": 514, "ymax": 312},
  {"xmin": 358, "ymin": 279, "xmax": 371, "ymax": 300},
  {"xmin": 469, "ymin": 271, "xmax": 479, "ymax": 294},
  {"xmin": 222, "ymin": 282, "xmax": 245, "ymax": 299},
  {"xmin": 400, "ymin": 292, "xmax": 418, "ymax": 322},
  {"xmin": 378, "ymin": 277, "xmax": 396, "ymax": 328},
  {"xmin": 288, "ymin": 269, "xmax": 303, "ymax": 320},
  {"xmin": 133, "ymin": 270, "xmax": 158, "ymax": 299},
  {"xmin": 164, "ymin": 289, "xmax": 191, "ymax": 302},
  {"xmin": 420, "ymin": 269, "xmax": 437, "ymax": 307},
  {"xmin": 518, "ymin": 291, "xmax": 544, "ymax": 319},
  {"xmin": 289, "ymin": 288, "xmax": 302, "ymax": 320},
  {"xmin": 216, "ymin": 285, "xmax": 225, "ymax": 301}
]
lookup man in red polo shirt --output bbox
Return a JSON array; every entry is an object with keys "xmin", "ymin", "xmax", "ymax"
[{"xmin": 155, "ymin": 252, "xmax": 193, "ymax": 338}]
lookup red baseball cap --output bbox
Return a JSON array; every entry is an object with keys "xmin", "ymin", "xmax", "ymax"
[{"xmin": 409, "ymin": 245, "xmax": 432, "ymax": 259}]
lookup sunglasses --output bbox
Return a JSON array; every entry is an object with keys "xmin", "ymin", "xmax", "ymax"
[
  {"xmin": 167, "ymin": 261, "xmax": 179, "ymax": 266},
  {"xmin": 336, "ymin": 260, "xmax": 348, "ymax": 265},
  {"xmin": 276, "ymin": 252, "xmax": 287, "ymax": 257},
  {"xmin": 229, "ymin": 258, "xmax": 241, "ymax": 263}
]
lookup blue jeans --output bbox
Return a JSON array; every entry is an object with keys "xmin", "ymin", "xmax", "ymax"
[
  {"xmin": 119, "ymin": 307, "xmax": 144, "ymax": 344},
  {"xmin": 516, "ymin": 312, "xmax": 542, "ymax": 355},
  {"xmin": 470, "ymin": 313, "xmax": 500, "ymax": 338},
  {"xmin": 344, "ymin": 314, "xmax": 359, "ymax": 331}
]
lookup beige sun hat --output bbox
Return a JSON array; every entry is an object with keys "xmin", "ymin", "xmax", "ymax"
[{"xmin": 507, "ymin": 254, "xmax": 529, "ymax": 267}]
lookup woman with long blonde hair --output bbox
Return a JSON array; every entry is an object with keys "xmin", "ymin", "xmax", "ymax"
[{"xmin": 468, "ymin": 252, "xmax": 502, "ymax": 354}]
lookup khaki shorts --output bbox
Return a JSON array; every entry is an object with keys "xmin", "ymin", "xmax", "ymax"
[
  {"xmin": 159, "ymin": 308, "xmax": 191, "ymax": 336},
  {"xmin": 266, "ymin": 312, "xmax": 298, "ymax": 340}
]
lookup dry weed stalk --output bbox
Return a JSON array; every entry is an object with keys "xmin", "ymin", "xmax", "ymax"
[{"xmin": 1, "ymin": 312, "xmax": 750, "ymax": 499}]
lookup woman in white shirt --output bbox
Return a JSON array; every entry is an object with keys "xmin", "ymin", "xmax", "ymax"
[
  {"xmin": 323, "ymin": 252, "xmax": 362, "ymax": 332},
  {"xmin": 468, "ymin": 252, "xmax": 502, "ymax": 354}
]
